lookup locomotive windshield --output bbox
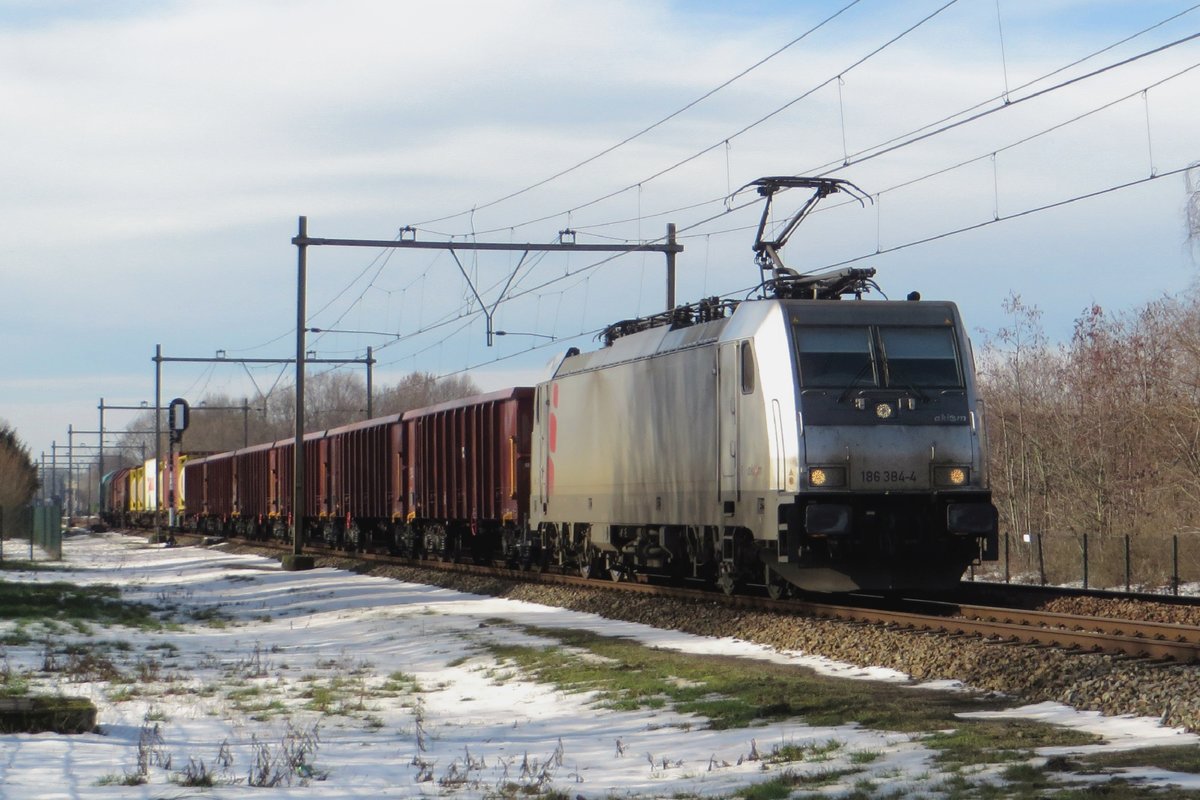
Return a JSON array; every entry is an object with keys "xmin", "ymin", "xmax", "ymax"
[{"xmin": 794, "ymin": 325, "xmax": 962, "ymax": 389}]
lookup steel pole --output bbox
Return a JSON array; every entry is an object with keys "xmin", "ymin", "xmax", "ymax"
[
  {"xmin": 666, "ymin": 223, "xmax": 677, "ymax": 311},
  {"xmin": 293, "ymin": 216, "xmax": 307, "ymax": 557},
  {"xmin": 154, "ymin": 344, "xmax": 162, "ymax": 541},
  {"xmin": 67, "ymin": 424, "xmax": 73, "ymax": 519},
  {"xmin": 366, "ymin": 346, "xmax": 374, "ymax": 420},
  {"xmin": 98, "ymin": 398, "xmax": 105, "ymax": 509}
]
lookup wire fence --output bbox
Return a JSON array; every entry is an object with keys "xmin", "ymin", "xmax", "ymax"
[
  {"xmin": 972, "ymin": 531, "xmax": 1200, "ymax": 595},
  {"xmin": 0, "ymin": 503, "xmax": 63, "ymax": 562}
]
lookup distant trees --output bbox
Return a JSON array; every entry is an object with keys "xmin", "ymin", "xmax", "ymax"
[
  {"xmin": 978, "ymin": 288, "xmax": 1200, "ymax": 582},
  {"xmin": 106, "ymin": 370, "xmax": 482, "ymax": 466},
  {"xmin": 0, "ymin": 422, "xmax": 39, "ymax": 511}
]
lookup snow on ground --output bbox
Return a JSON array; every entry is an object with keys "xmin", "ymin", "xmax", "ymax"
[{"xmin": 0, "ymin": 533, "xmax": 1197, "ymax": 798}]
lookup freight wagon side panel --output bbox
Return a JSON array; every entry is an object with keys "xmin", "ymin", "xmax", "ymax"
[
  {"xmin": 269, "ymin": 442, "xmax": 293, "ymax": 519},
  {"xmin": 390, "ymin": 423, "xmax": 406, "ymax": 521},
  {"xmin": 206, "ymin": 455, "xmax": 235, "ymax": 517},
  {"xmin": 343, "ymin": 423, "xmax": 387, "ymax": 519},
  {"xmin": 304, "ymin": 437, "xmax": 322, "ymax": 518},
  {"xmin": 405, "ymin": 389, "xmax": 533, "ymax": 525},
  {"xmin": 237, "ymin": 447, "xmax": 272, "ymax": 518}
]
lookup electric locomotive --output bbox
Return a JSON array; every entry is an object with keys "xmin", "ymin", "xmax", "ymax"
[{"xmin": 528, "ymin": 177, "xmax": 998, "ymax": 593}]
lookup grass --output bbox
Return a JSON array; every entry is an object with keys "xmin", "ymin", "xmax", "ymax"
[
  {"xmin": 0, "ymin": 579, "xmax": 162, "ymax": 630},
  {"xmin": 925, "ymin": 718, "xmax": 1099, "ymax": 769},
  {"xmin": 477, "ymin": 623, "xmax": 1146, "ymax": 799},
  {"xmin": 889, "ymin": 753, "xmax": 1200, "ymax": 799},
  {"xmin": 186, "ymin": 606, "xmax": 232, "ymax": 627},
  {"xmin": 737, "ymin": 767, "xmax": 865, "ymax": 799},
  {"xmin": 0, "ymin": 560, "xmax": 64, "ymax": 573},
  {"xmin": 1075, "ymin": 744, "xmax": 1200, "ymax": 774},
  {"xmin": 381, "ymin": 670, "xmax": 423, "ymax": 695},
  {"xmin": 0, "ymin": 668, "xmax": 31, "ymax": 697},
  {"xmin": 485, "ymin": 625, "xmax": 1026, "ymax": 734},
  {"xmin": 766, "ymin": 739, "xmax": 843, "ymax": 764}
]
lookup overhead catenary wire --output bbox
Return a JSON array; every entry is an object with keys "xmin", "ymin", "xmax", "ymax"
[
  {"xmin": 487, "ymin": 5, "xmax": 1200, "ymax": 245},
  {"xmin": 459, "ymin": 0, "xmax": 963, "ymax": 239},
  {"xmin": 296, "ymin": 150, "xmax": 1196, "ymax": 397},
  {"xmin": 812, "ymin": 28, "xmax": 1200, "ymax": 178},
  {"xmin": 337, "ymin": 76, "xmax": 1194, "ymax": 365},
  {"xmin": 273, "ymin": 5, "xmax": 1198, "ymax": 356},
  {"xmin": 423, "ymin": 161, "xmax": 1199, "ymax": 388},
  {"xmin": 676, "ymin": 59, "xmax": 1200, "ymax": 243},
  {"xmin": 231, "ymin": 7, "xmax": 1200, "ymax": 389},
  {"xmin": 803, "ymin": 2, "xmax": 1200, "ymax": 177},
  {"xmin": 311, "ymin": 38, "xmax": 1200, "ymax": 377},
  {"xmin": 809, "ymin": 163, "xmax": 1198, "ymax": 272},
  {"xmin": 413, "ymin": 0, "xmax": 867, "ymax": 228}
]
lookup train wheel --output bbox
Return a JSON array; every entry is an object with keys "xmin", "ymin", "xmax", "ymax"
[
  {"xmin": 716, "ymin": 563, "xmax": 740, "ymax": 596},
  {"xmin": 608, "ymin": 558, "xmax": 631, "ymax": 583},
  {"xmin": 578, "ymin": 546, "xmax": 601, "ymax": 579}
]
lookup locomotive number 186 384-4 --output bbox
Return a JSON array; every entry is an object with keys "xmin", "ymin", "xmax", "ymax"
[{"xmin": 860, "ymin": 469, "xmax": 917, "ymax": 484}]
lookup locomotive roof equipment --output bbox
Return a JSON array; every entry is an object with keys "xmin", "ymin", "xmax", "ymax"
[
  {"xmin": 602, "ymin": 176, "xmax": 881, "ymax": 346},
  {"xmin": 741, "ymin": 175, "xmax": 879, "ymax": 301}
]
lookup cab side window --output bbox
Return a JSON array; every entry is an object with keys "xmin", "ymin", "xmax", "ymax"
[{"xmin": 740, "ymin": 340, "xmax": 756, "ymax": 394}]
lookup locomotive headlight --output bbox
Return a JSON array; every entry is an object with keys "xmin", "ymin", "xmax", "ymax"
[
  {"xmin": 934, "ymin": 466, "xmax": 970, "ymax": 487},
  {"xmin": 875, "ymin": 402, "xmax": 894, "ymax": 419},
  {"xmin": 808, "ymin": 466, "xmax": 846, "ymax": 488}
]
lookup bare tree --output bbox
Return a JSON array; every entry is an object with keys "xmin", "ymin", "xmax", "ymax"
[
  {"xmin": 107, "ymin": 370, "xmax": 484, "ymax": 458},
  {"xmin": 1187, "ymin": 162, "xmax": 1200, "ymax": 261},
  {"xmin": 374, "ymin": 372, "xmax": 481, "ymax": 416},
  {"xmin": 979, "ymin": 286, "xmax": 1200, "ymax": 582},
  {"xmin": 0, "ymin": 422, "xmax": 39, "ymax": 512},
  {"xmin": 978, "ymin": 294, "xmax": 1060, "ymax": 541}
]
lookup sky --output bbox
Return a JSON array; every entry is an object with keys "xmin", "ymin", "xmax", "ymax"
[
  {"xmin": 2, "ymin": 0, "xmax": 1198, "ymax": 462},
  {"xmin": 2, "ymin": 532, "xmax": 1199, "ymax": 798}
]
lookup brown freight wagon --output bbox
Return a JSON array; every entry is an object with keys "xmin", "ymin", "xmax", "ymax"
[
  {"xmin": 403, "ymin": 387, "xmax": 534, "ymax": 561},
  {"xmin": 183, "ymin": 452, "xmax": 235, "ymax": 534},
  {"xmin": 323, "ymin": 414, "xmax": 405, "ymax": 550},
  {"xmin": 267, "ymin": 432, "xmax": 327, "ymax": 543}
]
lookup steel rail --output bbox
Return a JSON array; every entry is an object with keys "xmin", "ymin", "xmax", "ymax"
[{"xmin": 175, "ymin": 533, "xmax": 1200, "ymax": 662}]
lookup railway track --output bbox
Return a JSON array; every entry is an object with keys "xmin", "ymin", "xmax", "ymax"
[
  {"xmin": 954, "ymin": 578, "xmax": 1200, "ymax": 609},
  {"xmin": 772, "ymin": 594, "xmax": 1200, "ymax": 662},
  {"xmin": 173, "ymin": 531, "xmax": 1200, "ymax": 663}
]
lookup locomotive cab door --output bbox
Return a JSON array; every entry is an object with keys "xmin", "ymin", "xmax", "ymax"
[{"xmin": 718, "ymin": 342, "xmax": 740, "ymax": 505}]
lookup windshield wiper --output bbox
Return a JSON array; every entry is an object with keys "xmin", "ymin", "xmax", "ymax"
[
  {"xmin": 892, "ymin": 377, "xmax": 930, "ymax": 403},
  {"xmin": 837, "ymin": 360, "xmax": 876, "ymax": 404}
]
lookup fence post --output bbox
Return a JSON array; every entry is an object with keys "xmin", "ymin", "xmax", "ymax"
[
  {"xmin": 1124, "ymin": 534, "xmax": 1131, "ymax": 593},
  {"xmin": 1082, "ymin": 534, "xmax": 1089, "ymax": 589},
  {"xmin": 1173, "ymin": 534, "xmax": 1180, "ymax": 597},
  {"xmin": 1004, "ymin": 532, "xmax": 1010, "ymax": 584},
  {"xmin": 1037, "ymin": 533, "xmax": 1046, "ymax": 586}
]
